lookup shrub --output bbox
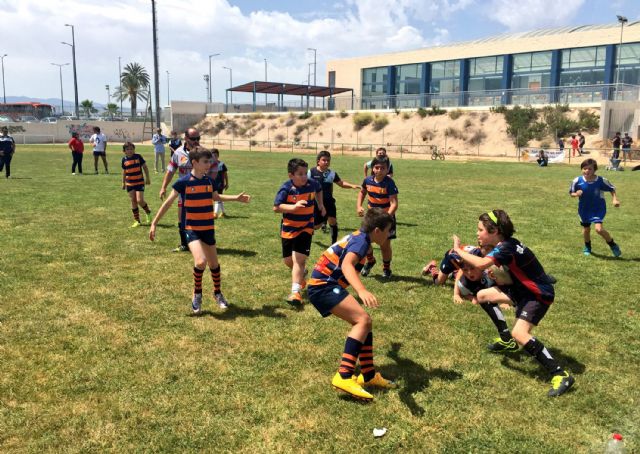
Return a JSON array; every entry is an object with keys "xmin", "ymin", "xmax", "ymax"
[
  {"xmin": 490, "ymin": 105, "xmax": 507, "ymax": 114},
  {"xmin": 336, "ymin": 132, "xmax": 342, "ymax": 138},
  {"xmin": 294, "ymin": 124, "xmax": 308, "ymax": 136},
  {"xmin": 394, "ymin": 108, "xmax": 401, "ymax": 116},
  {"xmin": 372, "ymin": 115, "xmax": 389, "ymax": 131},
  {"xmin": 353, "ymin": 112, "xmax": 374, "ymax": 131},
  {"xmin": 449, "ymin": 109, "xmax": 463, "ymax": 120},
  {"xmin": 480, "ymin": 112, "xmax": 489, "ymax": 123},
  {"xmin": 541, "ymin": 105, "xmax": 579, "ymax": 138},
  {"xmin": 250, "ymin": 140, "xmax": 258, "ymax": 146},
  {"xmin": 468, "ymin": 130, "xmax": 486, "ymax": 146},
  {"xmin": 293, "ymin": 136, "xmax": 301, "ymax": 145},
  {"xmin": 578, "ymin": 110, "xmax": 600, "ymax": 132},
  {"xmin": 274, "ymin": 134, "xmax": 285, "ymax": 142},
  {"xmin": 237, "ymin": 127, "xmax": 248, "ymax": 137},
  {"xmin": 324, "ymin": 112, "xmax": 334, "ymax": 118},
  {"xmin": 421, "ymin": 128, "xmax": 434, "ymax": 141},
  {"xmin": 215, "ymin": 121, "xmax": 226, "ymax": 130},
  {"xmin": 278, "ymin": 116, "xmax": 285, "ymax": 124},
  {"xmin": 463, "ymin": 118, "xmax": 473, "ymax": 129},
  {"xmin": 249, "ymin": 112, "xmax": 264, "ymax": 120},
  {"xmin": 298, "ymin": 111, "xmax": 312, "ymax": 120},
  {"xmin": 267, "ymin": 114, "xmax": 278, "ymax": 119},
  {"xmin": 428, "ymin": 105, "xmax": 446, "ymax": 116},
  {"xmin": 284, "ymin": 117, "xmax": 296, "ymax": 127},
  {"xmin": 339, "ymin": 110, "xmax": 349, "ymax": 118},
  {"xmin": 540, "ymin": 140, "xmax": 551, "ymax": 148},
  {"xmin": 416, "ymin": 107, "xmax": 428, "ymax": 118},
  {"xmin": 402, "ymin": 112, "xmax": 411, "ymax": 120},
  {"xmin": 502, "ymin": 105, "xmax": 538, "ymax": 147},
  {"xmin": 444, "ymin": 127, "xmax": 464, "ymax": 140}
]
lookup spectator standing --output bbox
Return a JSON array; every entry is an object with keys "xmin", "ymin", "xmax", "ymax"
[
  {"xmin": 621, "ymin": 132, "xmax": 633, "ymax": 166},
  {"xmin": 68, "ymin": 132, "xmax": 84, "ymax": 175},
  {"xmin": 0, "ymin": 126, "xmax": 15, "ymax": 178},
  {"xmin": 152, "ymin": 128, "xmax": 168, "ymax": 173}
]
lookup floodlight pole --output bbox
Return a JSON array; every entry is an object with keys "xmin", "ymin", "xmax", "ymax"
[
  {"xmin": 615, "ymin": 15, "xmax": 628, "ymax": 99},
  {"xmin": 1, "ymin": 54, "xmax": 7, "ymax": 104},
  {"xmin": 118, "ymin": 56, "xmax": 123, "ymax": 115},
  {"xmin": 204, "ymin": 74, "xmax": 210, "ymax": 102},
  {"xmin": 51, "ymin": 63, "xmax": 69, "ymax": 115},
  {"xmin": 166, "ymin": 70, "xmax": 170, "ymax": 106},
  {"xmin": 264, "ymin": 58, "xmax": 268, "ymax": 107},
  {"xmin": 63, "ymin": 24, "xmax": 79, "ymax": 118},
  {"xmin": 308, "ymin": 48, "xmax": 317, "ymax": 108},
  {"xmin": 151, "ymin": 0, "xmax": 161, "ymax": 128},
  {"xmin": 208, "ymin": 53, "xmax": 220, "ymax": 104},
  {"xmin": 223, "ymin": 66, "xmax": 232, "ymax": 105}
]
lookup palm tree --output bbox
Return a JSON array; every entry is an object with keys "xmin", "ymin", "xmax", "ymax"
[
  {"xmin": 80, "ymin": 99, "xmax": 97, "ymax": 118},
  {"xmin": 104, "ymin": 103, "xmax": 119, "ymax": 119},
  {"xmin": 114, "ymin": 62, "xmax": 150, "ymax": 119}
]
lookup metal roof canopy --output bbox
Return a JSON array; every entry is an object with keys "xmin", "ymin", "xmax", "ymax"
[{"xmin": 228, "ymin": 81, "xmax": 352, "ymax": 97}]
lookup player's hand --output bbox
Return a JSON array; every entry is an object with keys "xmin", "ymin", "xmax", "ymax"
[
  {"xmin": 224, "ymin": 183, "xmax": 229, "ymax": 190},
  {"xmin": 471, "ymin": 297, "xmax": 479, "ymax": 305},
  {"xmin": 149, "ymin": 225, "xmax": 157, "ymax": 241},
  {"xmin": 159, "ymin": 188, "xmax": 166, "ymax": 200},
  {"xmin": 146, "ymin": 179, "xmax": 151, "ymax": 185},
  {"xmin": 453, "ymin": 294, "xmax": 464, "ymax": 305},
  {"xmin": 357, "ymin": 207, "xmax": 365, "ymax": 217},
  {"xmin": 122, "ymin": 184, "xmax": 125, "ymax": 190},
  {"xmin": 574, "ymin": 189, "xmax": 583, "ymax": 197},
  {"xmin": 320, "ymin": 205, "xmax": 326, "ymax": 217},
  {"xmin": 452, "ymin": 234, "xmax": 461, "ymax": 250},
  {"xmin": 358, "ymin": 289, "xmax": 378, "ymax": 308},
  {"xmin": 236, "ymin": 192, "xmax": 251, "ymax": 203},
  {"xmin": 294, "ymin": 200, "xmax": 307, "ymax": 209},
  {"xmin": 352, "ymin": 185, "xmax": 361, "ymax": 191},
  {"xmin": 613, "ymin": 198, "xmax": 620, "ymax": 207}
]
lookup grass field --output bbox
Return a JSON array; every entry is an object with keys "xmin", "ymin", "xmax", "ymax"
[{"xmin": 1, "ymin": 145, "xmax": 639, "ymax": 453}]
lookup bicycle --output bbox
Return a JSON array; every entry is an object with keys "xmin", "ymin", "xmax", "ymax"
[{"xmin": 430, "ymin": 145, "xmax": 445, "ymax": 160}]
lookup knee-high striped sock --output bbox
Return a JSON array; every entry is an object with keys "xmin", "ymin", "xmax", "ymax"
[
  {"xmin": 480, "ymin": 303, "xmax": 511, "ymax": 341},
  {"xmin": 211, "ymin": 266, "xmax": 221, "ymax": 295},
  {"xmin": 193, "ymin": 267, "xmax": 204, "ymax": 294},
  {"xmin": 140, "ymin": 203, "xmax": 151, "ymax": 214},
  {"xmin": 331, "ymin": 224, "xmax": 338, "ymax": 243},
  {"xmin": 132, "ymin": 207, "xmax": 140, "ymax": 222},
  {"xmin": 523, "ymin": 337, "xmax": 563, "ymax": 376},
  {"xmin": 366, "ymin": 252, "xmax": 375, "ymax": 264},
  {"xmin": 339, "ymin": 336, "xmax": 363, "ymax": 379},
  {"xmin": 360, "ymin": 332, "xmax": 375, "ymax": 381}
]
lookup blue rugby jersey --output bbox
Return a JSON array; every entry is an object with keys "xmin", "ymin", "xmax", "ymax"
[
  {"xmin": 121, "ymin": 153, "xmax": 146, "ymax": 187},
  {"xmin": 569, "ymin": 175, "xmax": 615, "ymax": 222},
  {"xmin": 173, "ymin": 174, "xmax": 215, "ymax": 231},
  {"xmin": 361, "ymin": 175, "xmax": 398, "ymax": 212},
  {"xmin": 274, "ymin": 179, "xmax": 321, "ymax": 239},
  {"xmin": 308, "ymin": 167, "xmax": 341, "ymax": 201},
  {"xmin": 308, "ymin": 229, "xmax": 371, "ymax": 289},
  {"xmin": 487, "ymin": 238, "xmax": 554, "ymax": 304}
]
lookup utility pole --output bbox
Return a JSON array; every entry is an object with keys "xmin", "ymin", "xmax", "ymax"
[
  {"xmin": 151, "ymin": 0, "xmax": 161, "ymax": 128},
  {"xmin": 118, "ymin": 56, "xmax": 123, "ymax": 116},
  {"xmin": 166, "ymin": 71, "xmax": 170, "ymax": 106},
  {"xmin": 204, "ymin": 75, "xmax": 210, "ymax": 102},
  {"xmin": 264, "ymin": 58, "xmax": 268, "ymax": 107},
  {"xmin": 208, "ymin": 53, "xmax": 220, "ymax": 104},
  {"xmin": 51, "ymin": 62, "xmax": 69, "ymax": 115},
  {"xmin": 63, "ymin": 24, "xmax": 79, "ymax": 118},
  {"xmin": 1, "ymin": 54, "xmax": 7, "ymax": 104}
]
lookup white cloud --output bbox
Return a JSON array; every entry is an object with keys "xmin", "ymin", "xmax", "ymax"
[{"xmin": 486, "ymin": 0, "xmax": 586, "ymax": 31}]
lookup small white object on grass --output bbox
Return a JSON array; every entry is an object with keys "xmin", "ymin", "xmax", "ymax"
[{"xmin": 373, "ymin": 427, "xmax": 387, "ymax": 438}]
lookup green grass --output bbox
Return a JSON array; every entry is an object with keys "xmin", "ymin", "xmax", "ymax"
[{"xmin": 1, "ymin": 145, "xmax": 639, "ymax": 452}]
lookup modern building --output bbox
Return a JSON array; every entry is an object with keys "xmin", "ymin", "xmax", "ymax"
[{"xmin": 327, "ymin": 21, "xmax": 640, "ymax": 109}]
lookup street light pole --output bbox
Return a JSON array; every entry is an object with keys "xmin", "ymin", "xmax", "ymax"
[
  {"xmin": 0, "ymin": 54, "xmax": 7, "ymax": 104},
  {"xmin": 118, "ymin": 56, "xmax": 123, "ymax": 116},
  {"xmin": 203, "ymin": 74, "xmax": 210, "ymax": 102},
  {"xmin": 51, "ymin": 63, "xmax": 69, "ymax": 115},
  {"xmin": 64, "ymin": 24, "xmax": 79, "ymax": 118},
  {"xmin": 208, "ymin": 53, "xmax": 220, "ymax": 104},
  {"xmin": 105, "ymin": 84, "xmax": 111, "ymax": 118},
  {"xmin": 264, "ymin": 58, "xmax": 268, "ymax": 107},
  {"xmin": 166, "ymin": 70, "xmax": 170, "ymax": 106},
  {"xmin": 615, "ymin": 15, "xmax": 628, "ymax": 98},
  {"xmin": 308, "ymin": 47, "xmax": 317, "ymax": 108},
  {"xmin": 223, "ymin": 66, "xmax": 233, "ymax": 105}
]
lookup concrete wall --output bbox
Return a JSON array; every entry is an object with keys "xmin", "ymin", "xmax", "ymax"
[
  {"xmin": 168, "ymin": 101, "xmax": 225, "ymax": 132},
  {"xmin": 599, "ymin": 100, "xmax": 640, "ymax": 139},
  {"xmin": 3, "ymin": 120, "xmax": 146, "ymax": 144}
]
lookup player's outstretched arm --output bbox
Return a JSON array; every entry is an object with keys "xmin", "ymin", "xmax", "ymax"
[
  {"xmin": 149, "ymin": 190, "xmax": 179, "ymax": 241},
  {"xmin": 343, "ymin": 252, "xmax": 378, "ymax": 308},
  {"xmin": 356, "ymin": 188, "xmax": 366, "ymax": 216},
  {"xmin": 159, "ymin": 169, "xmax": 175, "ymax": 200},
  {"xmin": 611, "ymin": 191, "xmax": 620, "ymax": 207},
  {"xmin": 143, "ymin": 164, "xmax": 151, "ymax": 185},
  {"xmin": 337, "ymin": 180, "xmax": 361, "ymax": 190},
  {"xmin": 453, "ymin": 235, "xmax": 493, "ymax": 270},
  {"xmin": 274, "ymin": 200, "xmax": 308, "ymax": 213},
  {"xmin": 215, "ymin": 191, "xmax": 250, "ymax": 203}
]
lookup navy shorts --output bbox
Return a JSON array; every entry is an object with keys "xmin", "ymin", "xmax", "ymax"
[
  {"xmin": 126, "ymin": 185, "xmax": 145, "ymax": 193},
  {"xmin": 281, "ymin": 232, "xmax": 312, "ymax": 258},
  {"xmin": 185, "ymin": 229, "xmax": 216, "ymax": 246},
  {"xmin": 515, "ymin": 299, "xmax": 550, "ymax": 326},
  {"xmin": 388, "ymin": 215, "xmax": 397, "ymax": 240},
  {"xmin": 308, "ymin": 284, "xmax": 350, "ymax": 317},
  {"xmin": 314, "ymin": 199, "xmax": 337, "ymax": 225},
  {"xmin": 93, "ymin": 151, "xmax": 106, "ymax": 156}
]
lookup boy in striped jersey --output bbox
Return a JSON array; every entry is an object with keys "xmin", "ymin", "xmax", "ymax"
[
  {"xmin": 150, "ymin": 148, "xmax": 250, "ymax": 312},
  {"xmin": 308, "ymin": 208, "xmax": 397, "ymax": 400},
  {"xmin": 356, "ymin": 156, "xmax": 398, "ymax": 278},
  {"xmin": 274, "ymin": 158, "xmax": 325, "ymax": 306},
  {"xmin": 121, "ymin": 142, "xmax": 152, "ymax": 228}
]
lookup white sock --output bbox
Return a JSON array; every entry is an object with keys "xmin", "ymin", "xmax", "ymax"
[{"xmin": 291, "ymin": 283, "xmax": 301, "ymax": 293}]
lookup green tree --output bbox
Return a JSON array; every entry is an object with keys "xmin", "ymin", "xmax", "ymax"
[
  {"xmin": 114, "ymin": 62, "xmax": 150, "ymax": 119},
  {"xmin": 80, "ymin": 99, "xmax": 97, "ymax": 118},
  {"xmin": 104, "ymin": 103, "xmax": 119, "ymax": 118}
]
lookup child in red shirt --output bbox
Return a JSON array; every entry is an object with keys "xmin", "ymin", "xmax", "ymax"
[
  {"xmin": 68, "ymin": 132, "xmax": 84, "ymax": 175},
  {"xmin": 570, "ymin": 134, "xmax": 579, "ymax": 157}
]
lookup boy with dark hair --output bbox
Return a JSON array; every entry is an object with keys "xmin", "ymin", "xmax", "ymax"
[
  {"xmin": 121, "ymin": 142, "xmax": 152, "ymax": 227},
  {"xmin": 356, "ymin": 156, "xmax": 399, "ymax": 278},
  {"xmin": 452, "ymin": 209, "xmax": 575, "ymax": 397},
  {"xmin": 308, "ymin": 207, "xmax": 397, "ymax": 400},
  {"xmin": 308, "ymin": 150, "xmax": 360, "ymax": 243},
  {"xmin": 274, "ymin": 158, "xmax": 325, "ymax": 306},
  {"xmin": 570, "ymin": 158, "xmax": 621, "ymax": 256},
  {"xmin": 89, "ymin": 126, "xmax": 108, "ymax": 174},
  {"xmin": 0, "ymin": 126, "xmax": 16, "ymax": 179},
  {"xmin": 150, "ymin": 147, "xmax": 251, "ymax": 312},
  {"xmin": 211, "ymin": 149, "xmax": 228, "ymax": 218}
]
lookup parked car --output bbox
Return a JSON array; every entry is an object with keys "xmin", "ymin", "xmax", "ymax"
[
  {"xmin": 19, "ymin": 116, "xmax": 38, "ymax": 123},
  {"xmin": 58, "ymin": 116, "xmax": 76, "ymax": 121},
  {"xmin": 0, "ymin": 115, "xmax": 12, "ymax": 122},
  {"xmin": 40, "ymin": 117, "xmax": 58, "ymax": 123}
]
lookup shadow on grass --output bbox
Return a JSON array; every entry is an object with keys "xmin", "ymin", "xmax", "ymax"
[
  {"xmin": 193, "ymin": 304, "xmax": 287, "ymax": 320},
  {"xmin": 381, "ymin": 342, "xmax": 463, "ymax": 417},
  {"xmin": 590, "ymin": 252, "xmax": 640, "ymax": 262},
  {"xmin": 372, "ymin": 274, "xmax": 427, "ymax": 285},
  {"xmin": 395, "ymin": 221, "xmax": 418, "ymax": 227},
  {"xmin": 217, "ymin": 247, "xmax": 257, "ymax": 257},
  {"xmin": 3, "ymin": 176, "xmax": 32, "ymax": 179},
  {"xmin": 498, "ymin": 347, "xmax": 586, "ymax": 381},
  {"xmin": 155, "ymin": 223, "xmax": 176, "ymax": 229},
  {"xmin": 216, "ymin": 214, "xmax": 249, "ymax": 219}
]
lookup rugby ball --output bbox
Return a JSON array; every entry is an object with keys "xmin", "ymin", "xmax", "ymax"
[{"xmin": 488, "ymin": 264, "xmax": 513, "ymax": 285}]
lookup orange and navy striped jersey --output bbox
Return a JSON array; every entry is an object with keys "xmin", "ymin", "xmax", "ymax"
[
  {"xmin": 361, "ymin": 175, "xmax": 398, "ymax": 212},
  {"xmin": 308, "ymin": 229, "xmax": 371, "ymax": 289},
  {"xmin": 274, "ymin": 179, "xmax": 321, "ymax": 239},
  {"xmin": 173, "ymin": 174, "xmax": 215, "ymax": 232},
  {"xmin": 121, "ymin": 153, "xmax": 146, "ymax": 187}
]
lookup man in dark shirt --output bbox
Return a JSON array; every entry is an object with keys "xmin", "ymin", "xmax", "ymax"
[{"xmin": 0, "ymin": 126, "xmax": 16, "ymax": 178}]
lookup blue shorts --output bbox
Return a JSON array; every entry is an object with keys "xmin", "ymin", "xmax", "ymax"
[
  {"xmin": 185, "ymin": 229, "xmax": 216, "ymax": 246},
  {"xmin": 308, "ymin": 284, "xmax": 350, "ymax": 317},
  {"xmin": 126, "ymin": 185, "xmax": 145, "ymax": 193},
  {"xmin": 93, "ymin": 151, "xmax": 106, "ymax": 156}
]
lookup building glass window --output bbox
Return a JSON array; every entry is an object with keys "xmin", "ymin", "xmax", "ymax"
[
  {"xmin": 395, "ymin": 64, "xmax": 422, "ymax": 95},
  {"xmin": 361, "ymin": 67, "xmax": 388, "ymax": 97},
  {"xmin": 513, "ymin": 51, "xmax": 552, "ymax": 72},
  {"xmin": 561, "ymin": 46, "xmax": 606, "ymax": 69},
  {"xmin": 615, "ymin": 43, "xmax": 640, "ymax": 86},
  {"xmin": 429, "ymin": 60, "xmax": 461, "ymax": 107}
]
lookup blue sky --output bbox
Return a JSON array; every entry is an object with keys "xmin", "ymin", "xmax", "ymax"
[{"xmin": 0, "ymin": 0, "xmax": 638, "ymax": 109}]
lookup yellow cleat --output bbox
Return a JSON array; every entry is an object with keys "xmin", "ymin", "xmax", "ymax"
[
  {"xmin": 356, "ymin": 372, "xmax": 397, "ymax": 389},
  {"xmin": 332, "ymin": 373, "xmax": 373, "ymax": 400},
  {"xmin": 130, "ymin": 221, "xmax": 141, "ymax": 228}
]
